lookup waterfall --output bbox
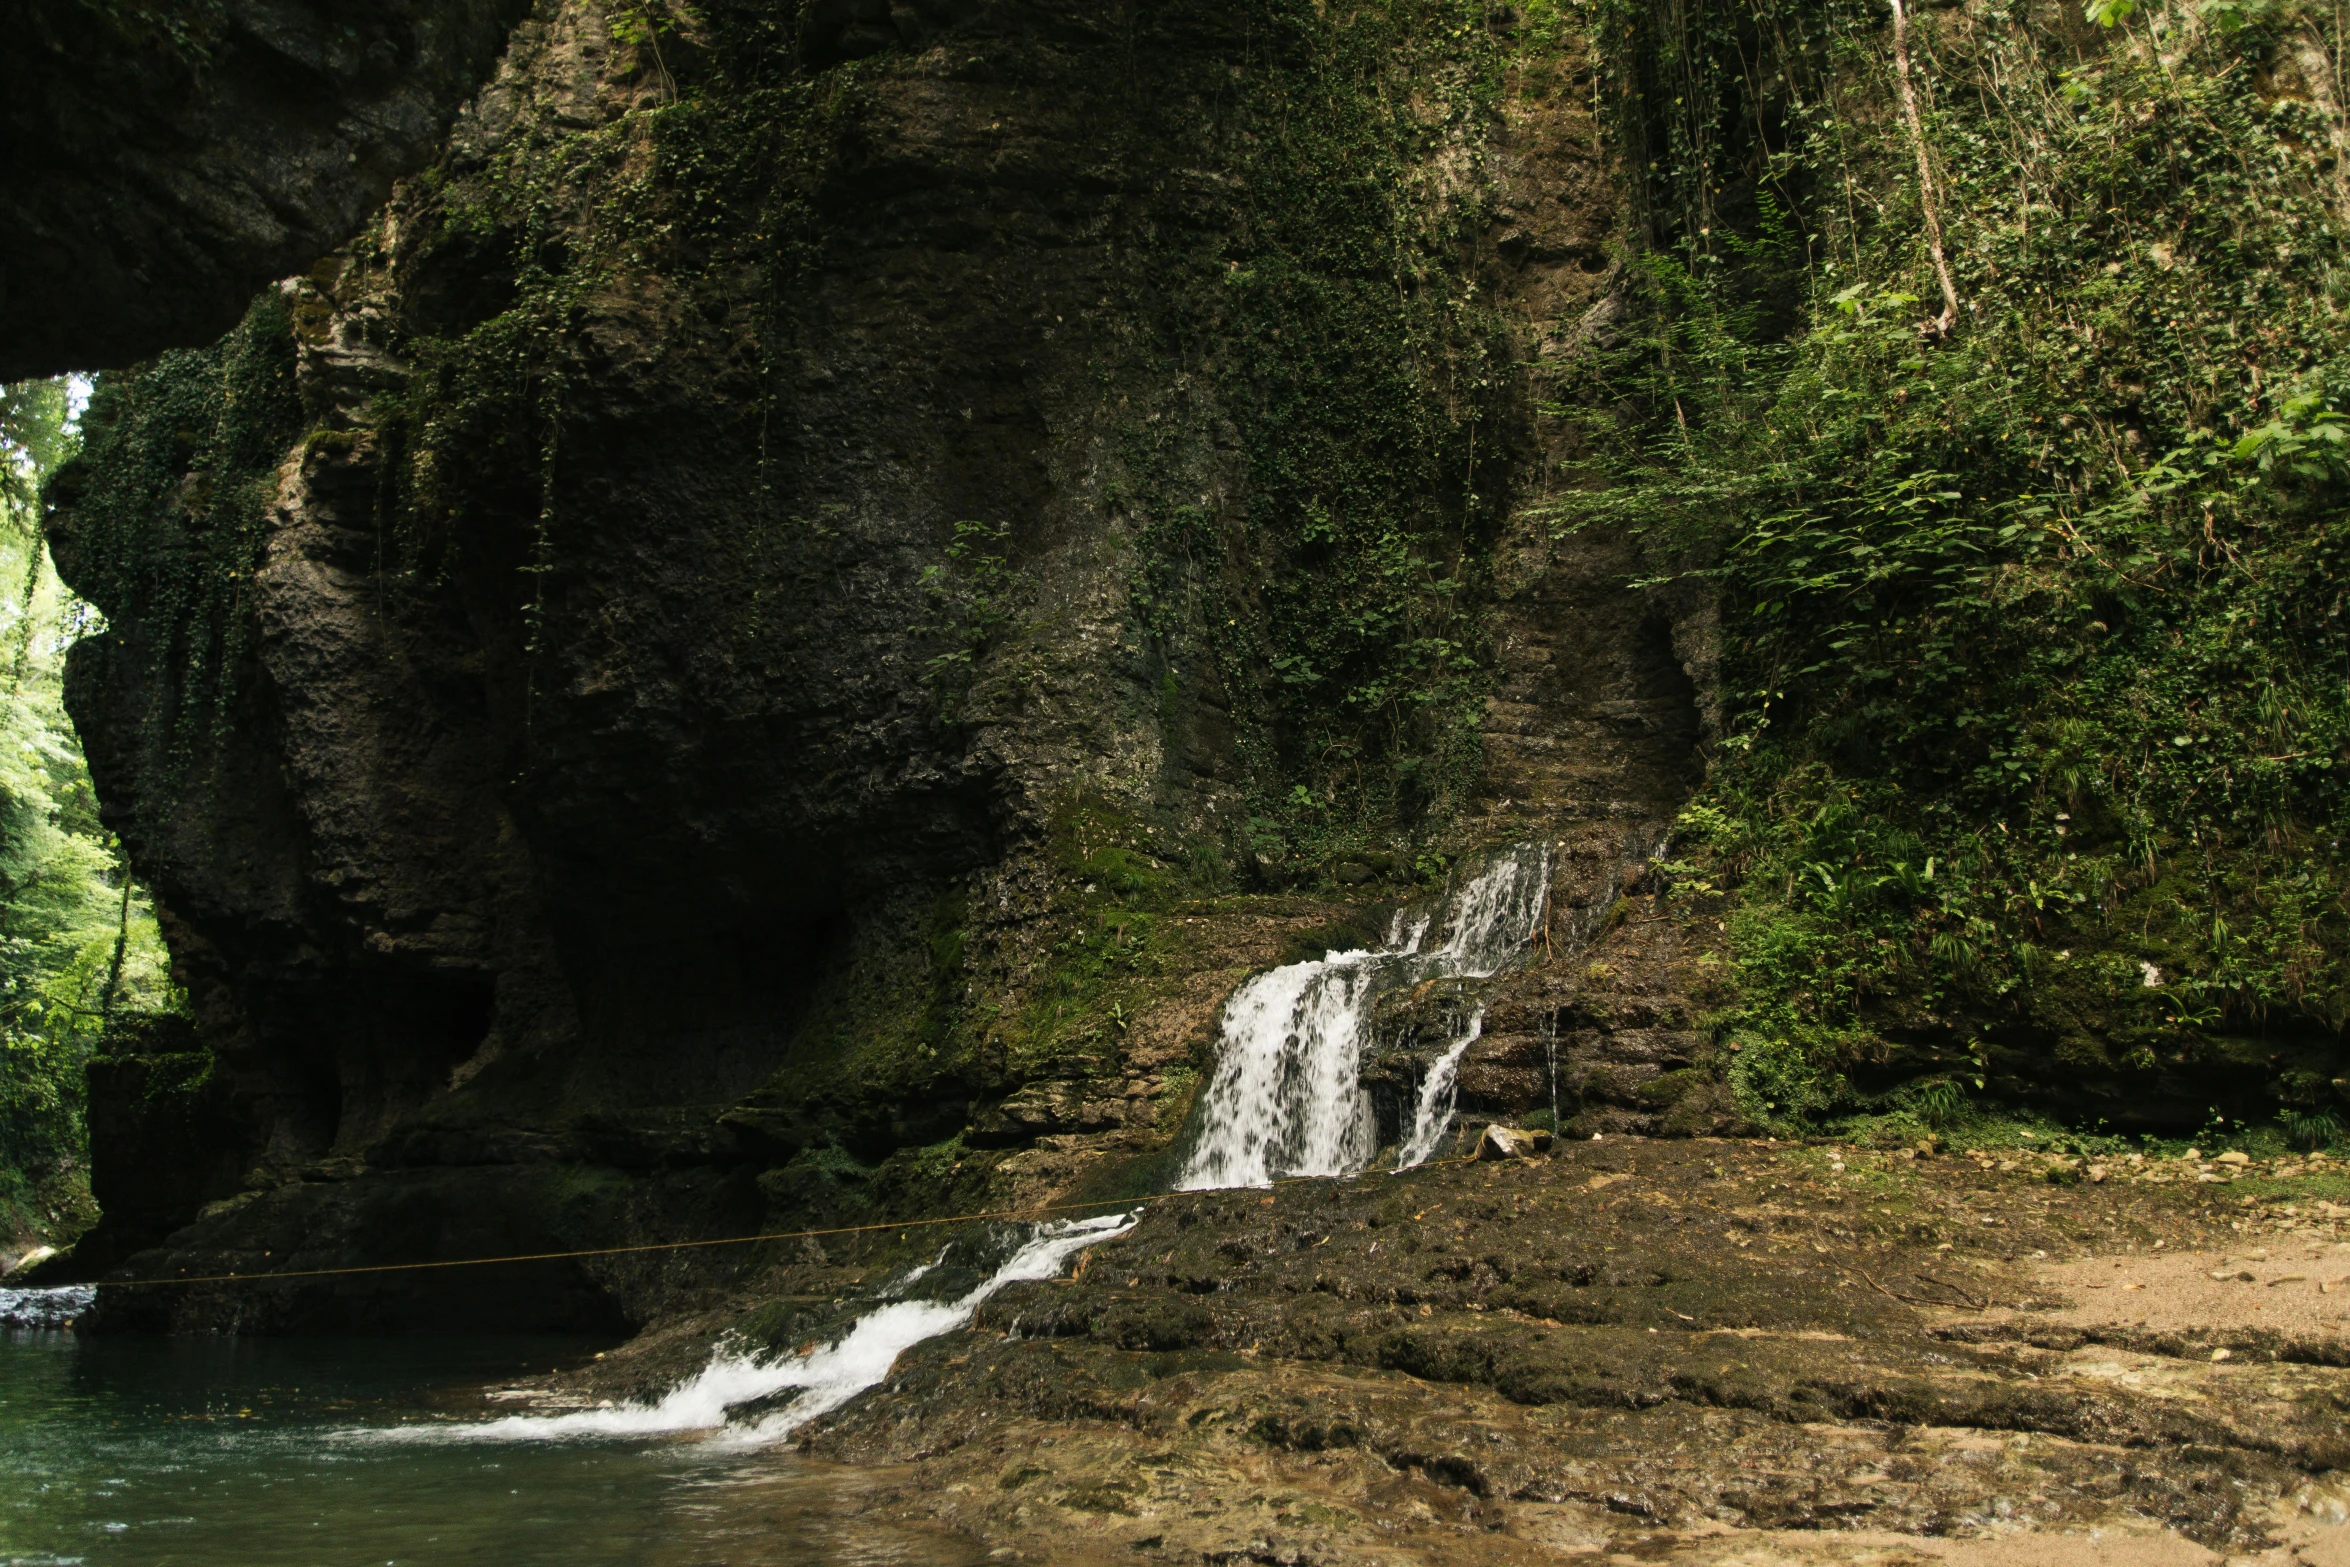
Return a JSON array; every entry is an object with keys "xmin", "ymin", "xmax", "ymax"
[
  {"xmin": 343, "ymin": 843, "xmax": 1550, "ymax": 1444},
  {"xmin": 1176, "ymin": 843, "xmax": 1551, "ymax": 1191},
  {"xmin": 1169, "ymin": 952, "xmax": 1385, "ymax": 1190},
  {"xmin": 364, "ymin": 1211, "xmax": 1137, "ymax": 1449},
  {"xmin": 1394, "ymin": 1009, "xmax": 1481, "ymax": 1170}
]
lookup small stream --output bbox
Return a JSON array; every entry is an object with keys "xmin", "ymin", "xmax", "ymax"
[
  {"xmin": 4, "ymin": 1219, "xmax": 1144, "ymax": 1560},
  {"xmin": 0, "ymin": 1314, "xmax": 977, "ymax": 1566},
  {"xmin": 360, "ymin": 1211, "xmax": 1139, "ymax": 1450}
]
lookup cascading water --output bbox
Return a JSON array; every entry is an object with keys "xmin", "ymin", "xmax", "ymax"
[
  {"xmin": 1394, "ymin": 1010, "xmax": 1481, "ymax": 1169},
  {"xmin": 1176, "ymin": 842, "xmax": 1551, "ymax": 1191},
  {"xmin": 356, "ymin": 843, "xmax": 1547, "ymax": 1447},
  {"xmin": 368, "ymin": 1211, "xmax": 1137, "ymax": 1449},
  {"xmin": 1170, "ymin": 953, "xmax": 1385, "ymax": 1190}
]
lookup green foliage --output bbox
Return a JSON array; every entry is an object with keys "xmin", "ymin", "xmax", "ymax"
[
  {"xmin": 918, "ymin": 521, "xmax": 1025, "ymax": 719},
  {"xmin": 0, "ymin": 383, "xmax": 74, "ymax": 522},
  {"xmin": 1908, "ymin": 1077, "xmax": 1968, "ymax": 1130},
  {"xmin": 1726, "ymin": 1030, "xmax": 1843, "ymax": 1130},
  {"xmin": 2280, "ymin": 1106, "xmax": 2345, "ymax": 1150},
  {"xmin": 1563, "ymin": 0, "xmax": 2350, "ymax": 1130},
  {"xmin": 607, "ymin": 0, "xmax": 697, "ymax": 49},
  {"xmin": 607, "ymin": 2, "xmax": 701, "ymax": 107},
  {"xmin": 0, "ymin": 378, "xmax": 183, "ymax": 1243}
]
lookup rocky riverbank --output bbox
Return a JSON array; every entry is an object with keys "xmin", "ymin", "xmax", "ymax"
[{"xmin": 506, "ymin": 1132, "xmax": 2350, "ymax": 1565}]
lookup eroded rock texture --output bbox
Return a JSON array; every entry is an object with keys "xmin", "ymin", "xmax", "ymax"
[
  {"xmin": 46, "ymin": 1, "xmax": 1713, "ymax": 1331},
  {"xmin": 0, "ymin": 0, "xmax": 532, "ymax": 380},
  {"xmin": 785, "ymin": 1140, "xmax": 2350, "ymax": 1563}
]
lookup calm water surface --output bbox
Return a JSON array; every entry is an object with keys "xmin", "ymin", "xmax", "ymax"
[{"xmin": 0, "ymin": 1319, "xmax": 977, "ymax": 1567}]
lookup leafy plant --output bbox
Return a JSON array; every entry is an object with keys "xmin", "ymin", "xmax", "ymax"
[
  {"xmin": 1908, "ymin": 1077, "xmax": 1968, "ymax": 1130},
  {"xmin": 1114, "ymin": 0, "xmax": 1513, "ymax": 873},
  {"xmin": 0, "ymin": 376, "xmax": 183, "ymax": 1244},
  {"xmin": 917, "ymin": 520, "xmax": 1024, "ymax": 720},
  {"xmin": 606, "ymin": 2, "xmax": 700, "ymax": 104},
  {"xmin": 1552, "ymin": 0, "xmax": 2350, "ymax": 1129},
  {"xmin": 2280, "ymin": 1107, "xmax": 2345, "ymax": 1151}
]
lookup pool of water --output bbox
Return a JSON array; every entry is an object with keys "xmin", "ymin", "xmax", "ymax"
[{"xmin": 0, "ymin": 1318, "xmax": 977, "ymax": 1566}]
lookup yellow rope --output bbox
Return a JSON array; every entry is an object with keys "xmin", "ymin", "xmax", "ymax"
[{"xmin": 88, "ymin": 1152, "xmax": 1489, "ymax": 1290}]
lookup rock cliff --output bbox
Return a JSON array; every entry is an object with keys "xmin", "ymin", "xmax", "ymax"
[
  {"xmin": 22, "ymin": 14, "xmax": 2350, "ymax": 1565},
  {"xmin": 0, "ymin": 0, "xmax": 533, "ymax": 382},
  {"xmin": 43, "ymin": 0, "xmax": 1714, "ymax": 1330}
]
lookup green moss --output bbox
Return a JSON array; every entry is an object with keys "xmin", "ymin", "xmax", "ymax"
[
  {"xmin": 1637, "ymin": 1068, "xmax": 1710, "ymax": 1110},
  {"xmin": 71, "ymin": 0, "xmax": 231, "ymax": 63},
  {"xmin": 977, "ymin": 796, "xmax": 1206, "ymax": 1080},
  {"xmin": 741, "ymin": 887, "xmax": 981, "ymax": 1155},
  {"xmin": 1108, "ymin": 2, "xmax": 1515, "ymax": 868},
  {"xmin": 1156, "ymin": 1064, "xmax": 1200, "ymax": 1136},
  {"xmin": 1052, "ymin": 796, "xmax": 1188, "ymax": 907},
  {"xmin": 1000, "ymin": 909, "xmax": 1159, "ymax": 1081},
  {"xmin": 756, "ymin": 1145, "xmax": 874, "ymax": 1224},
  {"xmin": 868, "ymin": 1134, "xmax": 995, "ymax": 1223}
]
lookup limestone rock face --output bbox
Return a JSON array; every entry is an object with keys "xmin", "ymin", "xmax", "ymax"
[
  {"xmin": 0, "ymin": 0, "xmax": 532, "ymax": 380},
  {"xmin": 74, "ymin": 1017, "xmax": 259, "ymax": 1279},
  {"xmin": 45, "ymin": 1, "xmax": 1715, "ymax": 1330}
]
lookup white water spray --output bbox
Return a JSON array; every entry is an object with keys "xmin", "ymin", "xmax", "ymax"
[
  {"xmin": 1171, "ymin": 953, "xmax": 1384, "ymax": 1190},
  {"xmin": 1176, "ymin": 843, "xmax": 1550, "ymax": 1191},
  {"xmin": 365, "ymin": 1211, "xmax": 1137, "ymax": 1449}
]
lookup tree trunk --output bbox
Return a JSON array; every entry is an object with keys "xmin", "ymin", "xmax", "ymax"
[{"xmin": 1890, "ymin": 0, "xmax": 1961, "ymax": 337}]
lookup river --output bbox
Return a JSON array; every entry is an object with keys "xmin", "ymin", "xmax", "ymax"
[{"xmin": 0, "ymin": 1313, "xmax": 975, "ymax": 1567}]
